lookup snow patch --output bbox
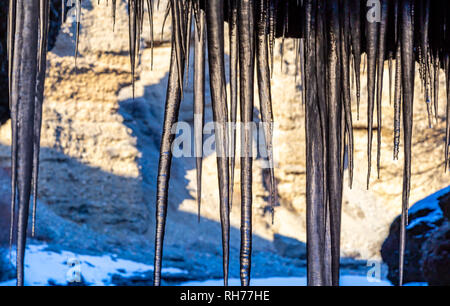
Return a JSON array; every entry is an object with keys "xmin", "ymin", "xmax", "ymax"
[
  {"xmin": 406, "ymin": 186, "xmax": 449, "ymax": 231},
  {"xmin": 0, "ymin": 244, "xmax": 186, "ymax": 286}
]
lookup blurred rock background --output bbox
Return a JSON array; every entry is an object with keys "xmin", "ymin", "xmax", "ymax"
[{"xmin": 0, "ymin": 0, "xmax": 448, "ymax": 283}]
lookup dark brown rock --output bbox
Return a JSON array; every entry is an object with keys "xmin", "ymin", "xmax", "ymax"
[
  {"xmin": 381, "ymin": 189, "xmax": 449, "ymax": 285},
  {"xmin": 420, "ymin": 222, "xmax": 450, "ymax": 286},
  {"xmin": 438, "ymin": 193, "xmax": 450, "ymax": 220}
]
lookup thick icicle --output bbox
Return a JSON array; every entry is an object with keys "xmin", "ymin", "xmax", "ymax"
[
  {"xmin": 11, "ymin": 0, "xmax": 40, "ymax": 286},
  {"xmin": 340, "ymin": 0, "xmax": 354, "ymax": 189},
  {"xmin": 349, "ymin": 0, "xmax": 361, "ymax": 120},
  {"xmin": 375, "ymin": 0, "xmax": 388, "ymax": 179},
  {"xmin": 205, "ymin": 0, "xmax": 230, "ymax": 286},
  {"xmin": 238, "ymin": 0, "xmax": 255, "ymax": 287},
  {"xmin": 326, "ymin": 0, "xmax": 342, "ymax": 286},
  {"xmin": 74, "ymin": 0, "xmax": 81, "ymax": 67},
  {"xmin": 153, "ymin": 0, "xmax": 185, "ymax": 286},
  {"xmin": 229, "ymin": 0, "xmax": 238, "ymax": 211},
  {"xmin": 194, "ymin": 5, "xmax": 205, "ymax": 221},
  {"xmin": 128, "ymin": 0, "xmax": 138, "ymax": 98},
  {"xmin": 304, "ymin": 0, "xmax": 327, "ymax": 286},
  {"xmin": 256, "ymin": 0, "xmax": 276, "ymax": 221},
  {"xmin": 32, "ymin": 0, "xmax": 51, "ymax": 237},
  {"xmin": 7, "ymin": 0, "xmax": 17, "ymax": 259},
  {"xmin": 399, "ymin": 0, "xmax": 415, "ymax": 286},
  {"xmin": 365, "ymin": 4, "xmax": 379, "ymax": 189},
  {"xmin": 393, "ymin": 42, "xmax": 402, "ymax": 160}
]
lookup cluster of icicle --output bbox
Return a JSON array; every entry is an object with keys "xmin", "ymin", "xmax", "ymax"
[{"xmin": 6, "ymin": 0, "xmax": 450, "ymax": 286}]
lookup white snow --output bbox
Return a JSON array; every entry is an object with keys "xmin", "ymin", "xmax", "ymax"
[
  {"xmin": 0, "ymin": 244, "xmax": 429, "ymax": 286},
  {"xmin": 0, "ymin": 244, "xmax": 187, "ymax": 286},
  {"xmin": 406, "ymin": 186, "xmax": 449, "ymax": 231}
]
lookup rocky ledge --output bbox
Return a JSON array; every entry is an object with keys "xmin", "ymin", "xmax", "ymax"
[{"xmin": 381, "ymin": 187, "xmax": 450, "ymax": 285}]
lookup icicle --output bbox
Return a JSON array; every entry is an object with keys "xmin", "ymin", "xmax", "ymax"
[
  {"xmin": 399, "ymin": 0, "xmax": 415, "ymax": 286},
  {"xmin": 32, "ymin": 0, "xmax": 51, "ymax": 237},
  {"xmin": 327, "ymin": 0, "xmax": 343, "ymax": 286},
  {"xmin": 393, "ymin": 42, "xmax": 402, "ymax": 161},
  {"xmin": 194, "ymin": 4, "xmax": 205, "ymax": 222},
  {"xmin": 305, "ymin": 0, "xmax": 327, "ymax": 287},
  {"xmin": 365, "ymin": 3, "xmax": 379, "ymax": 189},
  {"xmin": 256, "ymin": 0, "xmax": 276, "ymax": 223},
  {"xmin": 229, "ymin": 0, "xmax": 238, "ymax": 211},
  {"xmin": 238, "ymin": 0, "xmax": 255, "ymax": 287},
  {"xmin": 375, "ymin": 0, "xmax": 388, "ymax": 179},
  {"xmin": 340, "ymin": 0, "xmax": 354, "ymax": 189},
  {"xmin": 74, "ymin": 0, "xmax": 82, "ymax": 67},
  {"xmin": 11, "ymin": 0, "xmax": 40, "ymax": 286},
  {"xmin": 350, "ymin": 0, "xmax": 361, "ymax": 120},
  {"xmin": 205, "ymin": 0, "xmax": 230, "ymax": 286},
  {"xmin": 146, "ymin": 0, "xmax": 154, "ymax": 69}
]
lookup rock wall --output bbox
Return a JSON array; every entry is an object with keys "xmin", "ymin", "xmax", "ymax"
[{"xmin": 0, "ymin": 1, "xmax": 448, "ymax": 272}]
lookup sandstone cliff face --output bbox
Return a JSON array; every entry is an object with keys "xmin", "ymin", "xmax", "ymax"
[{"xmin": 0, "ymin": 0, "xmax": 447, "ymax": 273}]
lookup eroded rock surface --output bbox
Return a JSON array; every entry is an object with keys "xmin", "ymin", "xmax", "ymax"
[{"xmin": 381, "ymin": 188, "xmax": 449, "ymax": 285}]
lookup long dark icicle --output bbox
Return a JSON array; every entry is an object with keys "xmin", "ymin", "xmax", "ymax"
[
  {"xmin": 340, "ymin": 0, "xmax": 353, "ymax": 189},
  {"xmin": 193, "ymin": 0, "xmax": 200, "ymax": 33},
  {"xmin": 349, "ymin": 0, "xmax": 361, "ymax": 120},
  {"xmin": 160, "ymin": 0, "xmax": 171, "ymax": 41},
  {"xmin": 205, "ymin": 0, "xmax": 230, "ymax": 286},
  {"xmin": 268, "ymin": 0, "xmax": 277, "ymax": 75},
  {"xmin": 315, "ymin": 8, "xmax": 329, "ymax": 276},
  {"xmin": 153, "ymin": 0, "xmax": 185, "ymax": 286},
  {"xmin": 194, "ymin": 4, "xmax": 205, "ymax": 221},
  {"xmin": 316, "ymin": 1, "xmax": 341, "ymax": 286},
  {"xmin": 326, "ymin": 0, "xmax": 342, "ymax": 286},
  {"xmin": 305, "ymin": 0, "xmax": 327, "ymax": 286},
  {"xmin": 256, "ymin": 0, "xmax": 276, "ymax": 222},
  {"xmin": 388, "ymin": 52, "xmax": 393, "ymax": 105},
  {"xmin": 183, "ymin": 0, "xmax": 192, "ymax": 85},
  {"xmin": 7, "ymin": 0, "xmax": 18, "ymax": 259},
  {"xmin": 229, "ymin": 0, "xmax": 238, "ymax": 211},
  {"xmin": 174, "ymin": 0, "xmax": 184, "ymax": 97},
  {"xmin": 238, "ymin": 0, "xmax": 255, "ymax": 287},
  {"xmin": 393, "ymin": 41, "xmax": 402, "ymax": 160},
  {"xmin": 11, "ymin": 0, "xmax": 40, "ymax": 286},
  {"xmin": 315, "ymin": 1, "xmax": 328, "ymax": 214},
  {"xmin": 399, "ymin": 0, "xmax": 415, "ymax": 287},
  {"xmin": 433, "ymin": 52, "xmax": 439, "ymax": 122},
  {"xmin": 32, "ymin": 0, "xmax": 51, "ymax": 237},
  {"xmin": 294, "ymin": 38, "xmax": 300, "ymax": 84},
  {"xmin": 446, "ymin": 54, "xmax": 450, "ymax": 172},
  {"xmin": 145, "ymin": 0, "xmax": 154, "ymax": 69},
  {"xmin": 128, "ymin": 0, "xmax": 138, "ymax": 98},
  {"xmin": 420, "ymin": 0, "xmax": 432, "ymax": 127},
  {"xmin": 112, "ymin": 0, "xmax": 117, "ymax": 31},
  {"xmin": 61, "ymin": 0, "xmax": 65, "ymax": 22},
  {"xmin": 75, "ymin": 0, "xmax": 81, "ymax": 67},
  {"xmin": 375, "ymin": 0, "xmax": 388, "ymax": 179},
  {"xmin": 365, "ymin": 3, "xmax": 379, "ymax": 189},
  {"xmin": 300, "ymin": 38, "xmax": 306, "ymax": 106}
]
